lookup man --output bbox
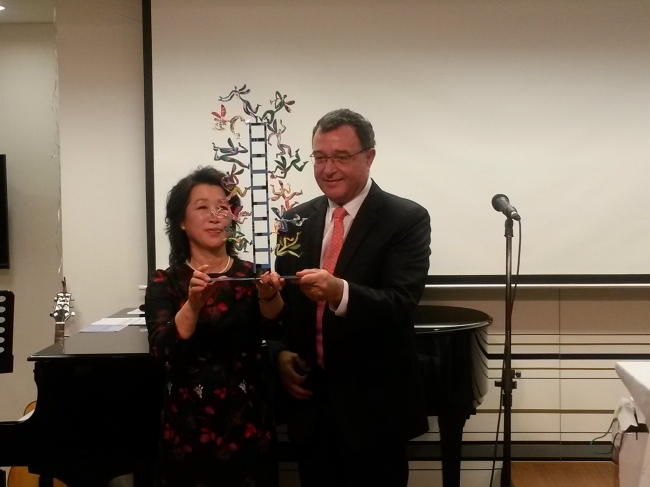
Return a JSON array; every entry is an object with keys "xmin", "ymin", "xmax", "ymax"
[{"xmin": 271, "ymin": 109, "xmax": 431, "ymax": 487}]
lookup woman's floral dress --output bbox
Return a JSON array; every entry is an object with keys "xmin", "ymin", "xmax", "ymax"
[{"xmin": 145, "ymin": 258, "xmax": 282, "ymax": 487}]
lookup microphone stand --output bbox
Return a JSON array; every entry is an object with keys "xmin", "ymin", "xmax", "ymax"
[{"xmin": 498, "ymin": 217, "xmax": 518, "ymax": 487}]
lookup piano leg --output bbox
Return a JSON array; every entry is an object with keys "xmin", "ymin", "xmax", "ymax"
[{"xmin": 438, "ymin": 413, "xmax": 467, "ymax": 487}]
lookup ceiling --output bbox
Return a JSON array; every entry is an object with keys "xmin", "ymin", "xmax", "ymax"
[{"xmin": 0, "ymin": 0, "xmax": 55, "ymax": 23}]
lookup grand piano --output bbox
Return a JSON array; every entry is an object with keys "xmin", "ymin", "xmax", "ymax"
[
  {"xmin": 0, "ymin": 318, "xmax": 165, "ymax": 487},
  {"xmin": 0, "ymin": 305, "xmax": 490, "ymax": 487},
  {"xmin": 413, "ymin": 305, "xmax": 492, "ymax": 487}
]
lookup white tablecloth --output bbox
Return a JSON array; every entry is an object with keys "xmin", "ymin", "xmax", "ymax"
[{"xmin": 616, "ymin": 361, "xmax": 650, "ymax": 487}]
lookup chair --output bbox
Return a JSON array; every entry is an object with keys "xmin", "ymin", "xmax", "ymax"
[{"xmin": 0, "ymin": 290, "xmax": 15, "ymax": 374}]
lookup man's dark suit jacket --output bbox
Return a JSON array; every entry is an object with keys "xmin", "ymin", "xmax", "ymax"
[{"xmin": 270, "ymin": 180, "xmax": 431, "ymax": 449}]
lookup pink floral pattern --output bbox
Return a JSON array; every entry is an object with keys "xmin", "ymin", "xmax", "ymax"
[{"xmin": 145, "ymin": 258, "xmax": 283, "ymax": 486}]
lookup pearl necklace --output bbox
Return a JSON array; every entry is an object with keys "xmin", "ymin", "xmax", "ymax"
[{"xmin": 186, "ymin": 255, "xmax": 231, "ymax": 274}]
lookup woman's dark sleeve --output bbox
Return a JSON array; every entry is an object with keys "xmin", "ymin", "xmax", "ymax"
[
  {"xmin": 254, "ymin": 286, "xmax": 289, "ymax": 342},
  {"xmin": 144, "ymin": 269, "xmax": 186, "ymax": 362}
]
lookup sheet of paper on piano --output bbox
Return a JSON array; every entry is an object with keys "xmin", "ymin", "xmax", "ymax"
[{"xmin": 80, "ymin": 317, "xmax": 145, "ymax": 332}]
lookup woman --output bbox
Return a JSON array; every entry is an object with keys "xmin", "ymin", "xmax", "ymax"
[{"xmin": 145, "ymin": 166, "xmax": 285, "ymax": 487}]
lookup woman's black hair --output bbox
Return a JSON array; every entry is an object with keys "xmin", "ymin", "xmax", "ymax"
[{"xmin": 165, "ymin": 166, "xmax": 241, "ymax": 265}]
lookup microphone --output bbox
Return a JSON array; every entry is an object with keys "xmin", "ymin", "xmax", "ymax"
[{"xmin": 492, "ymin": 194, "xmax": 521, "ymax": 221}]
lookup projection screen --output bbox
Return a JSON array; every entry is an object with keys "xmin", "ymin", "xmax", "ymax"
[{"xmin": 148, "ymin": 0, "xmax": 650, "ymax": 284}]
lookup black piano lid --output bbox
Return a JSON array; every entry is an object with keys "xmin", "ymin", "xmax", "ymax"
[
  {"xmin": 28, "ymin": 325, "xmax": 151, "ymax": 362},
  {"xmin": 413, "ymin": 305, "xmax": 492, "ymax": 334},
  {"xmin": 29, "ymin": 307, "xmax": 150, "ymax": 361}
]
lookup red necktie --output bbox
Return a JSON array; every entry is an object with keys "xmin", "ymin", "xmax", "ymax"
[{"xmin": 316, "ymin": 206, "xmax": 347, "ymax": 369}]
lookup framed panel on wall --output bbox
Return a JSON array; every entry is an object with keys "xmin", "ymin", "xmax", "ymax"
[{"xmin": 0, "ymin": 155, "xmax": 9, "ymax": 269}]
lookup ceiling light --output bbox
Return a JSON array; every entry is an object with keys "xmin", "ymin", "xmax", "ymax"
[{"xmin": 0, "ymin": 6, "xmax": 6, "ymax": 11}]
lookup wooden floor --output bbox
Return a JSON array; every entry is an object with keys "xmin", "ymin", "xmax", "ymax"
[{"xmin": 511, "ymin": 462, "xmax": 618, "ymax": 487}]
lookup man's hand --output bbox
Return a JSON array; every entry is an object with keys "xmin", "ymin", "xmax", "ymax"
[
  {"xmin": 277, "ymin": 350, "xmax": 312, "ymax": 400},
  {"xmin": 296, "ymin": 269, "xmax": 344, "ymax": 307}
]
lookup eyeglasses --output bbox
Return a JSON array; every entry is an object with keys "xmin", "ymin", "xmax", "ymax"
[{"xmin": 310, "ymin": 149, "xmax": 366, "ymax": 166}]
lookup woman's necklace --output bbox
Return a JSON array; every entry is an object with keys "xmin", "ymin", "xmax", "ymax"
[{"xmin": 186, "ymin": 255, "xmax": 231, "ymax": 274}]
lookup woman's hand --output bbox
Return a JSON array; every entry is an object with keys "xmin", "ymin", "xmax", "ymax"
[
  {"xmin": 187, "ymin": 264, "xmax": 221, "ymax": 312},
  {"xmin": 255, "ymin": 271, "xmax": 285, "ymax": 300},
  {"xmin": 176, "ymin": 264, "xmax": 224, "ymax": 340},
  {"xmin": 256, "ymin": 271, "xmax": 285, "ymax": 320}
]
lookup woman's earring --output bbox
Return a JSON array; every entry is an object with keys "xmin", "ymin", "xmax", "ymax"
[{"xmin": 181, "ymin": 225, "xmax": 185, "ymax": 230}]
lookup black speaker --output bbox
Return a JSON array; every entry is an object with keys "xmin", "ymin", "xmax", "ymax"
[{"xmin": 0, "ymin": 155, "xmax": 9, "ymax": 269}]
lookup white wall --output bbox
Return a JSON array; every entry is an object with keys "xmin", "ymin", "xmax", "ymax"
[
  {"xmin": 56, "ymin": 0, "xmax": 147, "ymax": 335},
  {"xmin": 0, "ymin": 23, "xmax": 61, "ymax": 421}
]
